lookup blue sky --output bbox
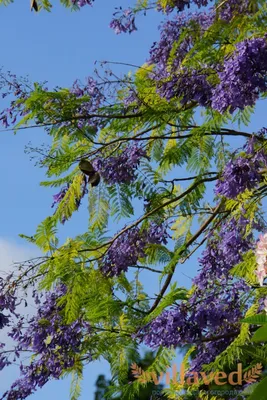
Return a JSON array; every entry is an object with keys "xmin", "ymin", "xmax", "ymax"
[{"xmin": 0, "ymin": 1, "xmax": 266, "ymax": 399}]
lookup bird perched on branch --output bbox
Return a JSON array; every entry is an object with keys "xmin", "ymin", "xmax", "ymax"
[
  {"xmin": 79, "ymin": 159, "xmax": 100, "ymax": 187},
  {"xmin": 30, "ymin": 0, "xmax": 38, "ymax": 11}
]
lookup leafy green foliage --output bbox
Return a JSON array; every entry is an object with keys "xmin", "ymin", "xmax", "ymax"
[
  {"xmin": 252, "ymin": 325, "xmax": 267, "ymax": 342},
  {"xmin": 231, "ymin": 250, "xmax": 258, "ymax": 285},
  {"xmin": 70, "ymin": 370, "xmax": 83, "ymax": 400},
  {"xmin": 247, "ymin": 376, "xmax": 267, "ymax": 400},
  {"xmin": 242, "ymin": 314, "xmax": 267, "ymax": 325}
]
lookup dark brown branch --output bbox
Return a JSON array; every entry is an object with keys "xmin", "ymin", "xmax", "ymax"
[
  {"xmin": 83, "ymin": 128, "xmax": 259, "ymax": 154},
  {"xmin": 129, "ymin": 265, "xmax": 162, "ymax": 273},
  {"xmin": 79, "ymin": 176, "xmax": 218, "ymax": 255},
  {"xmin": 161, "ymin": 172, "xmax": 218, "ymax": 183},
  {"xmin": 199, "ymin": 326, "xmax": 258, "ymax": 344}
]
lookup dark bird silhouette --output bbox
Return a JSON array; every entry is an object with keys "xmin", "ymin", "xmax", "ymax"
[
  {"xmin": 30, "ymin": 0, "xmax": 38, "ymax": 12},
  {"xmin": 79, "ymin": 159, "xmax": 100, "ymax": 187}
]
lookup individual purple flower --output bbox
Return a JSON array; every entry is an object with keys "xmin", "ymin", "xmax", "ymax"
[{"xmin": 51, "ymin": 186, "xmax": 69, "ymax": 208}]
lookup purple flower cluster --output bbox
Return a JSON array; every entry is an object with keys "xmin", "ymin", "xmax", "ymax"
[
  {"xmin": 110, "ymin": 8, "xmax": 137, "ymax": 34},
  {"xmin": 212, "ymin": 38, "xmax": 267, "ymax": 113},
  {"xmin": 218, "ymin": 0, "xmax": 251, "ymax": 22},
  {"xmin": 123, "ymin": 89, "xmax": 139, "ymax": 107},
  {"xmin": 159, "ymin": 69, "xmax": 212, "ymax": 106},
  {"xmin": 0, "ymin": 276, "xmax": 17, "ymax": 325},
  {"xmin": 0, "ymin": 72, "xmax": 29, "ymax": 128},
  {"xmin": 2, "ymin": 286, "xmax": 91, "ymax": 400},
  {"xmin": 140, "ymin": 305, "xmax": 195, "ymax": 348},
  {"xmin": 139, "ymin": 216, "xmax": 253, "ymax": 370},
  {"xmin": 194, "ymin": 217, "xmax": 253, "ymax": 288},
  {"xmin": 51, "ymin": 185, "xmax": 69, "ymax": 208},
  {"xmin": 70, "ymin": 77, "xmax": 105, "ymax": 129},
  {"xmin": 109, "ymin": 2, "xmax": 212, "ymax": 35},
  {"xmin": 148, "ymin": 11, "xmax": 267, "ymax": 113},
  {"xmin": 215, "ymin": 136, "xmax": 267, "ymax": 199},
  {"xmin": 215, "ymin": 156, "xmax": 261, "ymax": 199},
  {"xmin": 147, "ymin": 11, "xmax": 215, "ymax": 106},
  {"xmin": 93, "ymin": 145, "xmax": 147, "ymax": 185},
  {"xmin": 158, "ymin": 0, "xmax": 211, "ymax": 13},
  {"xmin": 149, "ymin": 12, "xmax": 214, "ymax": 79},
  {"xmin": 71, "ymin": 0, "xmax": 94, "ymax": 7},
  {"xmin": 101, "ymin": 223, "xmax": 168, "ymax": 277},
  {"xmin": 0, "ymin": 276, "xmax": 17, "ymax": 371},
  {"xmin": 146, "ymin": 223, "xmax": 169, "ymax": 244}
]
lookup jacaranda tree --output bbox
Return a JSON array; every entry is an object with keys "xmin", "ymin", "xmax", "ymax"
[{"xmin": 0, "ymin": 0, "xmax": 267, "ymax": 399}]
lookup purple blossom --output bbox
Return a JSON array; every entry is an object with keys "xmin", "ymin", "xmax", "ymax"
[
  {"xmin": 123, "ymin": 89, "xmax": 139, "ymax": 106},
  {"xmin": 0, "ymin": 276, "xmax": 19, "ymax": 371},
  {"xmin": 101, "ymin": 223, "xmax": 168, "ymax": 277},
  {"xmin": 158, "ymin": 0, "xmax": 211, "ymax": 14},
  {"xmin": 218, "ymin": 0, "xmax": 251, "ymax": 22},
  {"xmin": 0, "ymin": 277, "xmax": 17, "ymax": 327},
  {"xmin": 215, "ymin": 136, "xmax": 267, "ymax": 199},
  {"xmin": 0, "ymin": 72, "xmax": 33, "ymax": 129},
  {"xmin": 110, "ymin": 8, "xmax": 137, "ymax": 34},
  {"xmin": 149, "ymin": 12, "xmax": 214, "ymax": 77},
  {"xmin": 139, "ymin": 216, "xmax": 253, "ymax": 370},
  {"xmin": 158, "ymin": 69, "xmax": 212, "ymax": 106},
  {"xmin": 93, "ymin": 145, "xmax": 147, "ymax": 185},
  {"xmin": 2, "ymin": 286, "xmax": 92, "ymax": 400},
  {"xmin": 51, "ymin": 186, "xmax": 68, "ymax": 208},
  {"xmin": 70, "ymin": 77, "xmax": 105, "ymax": 129},
  {"xmin": 140, "ymin": 305, "xmax": 195, "ymax": 348},
  {"xmin": 148, "ymin": 11, "xmax": 214, "ymax": 105},
  {"xmin": 212, "ymin": 38, "xmax": 267, "ymax": 113},
  {"xmin": 215, "ymin": 156, "xmax": 262, "ymax": 198},
  {"xmin": 71, "ymin": 0, "xmax": 94, "ymax": 7}
]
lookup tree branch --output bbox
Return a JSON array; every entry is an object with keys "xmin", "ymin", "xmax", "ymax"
[{"xmin": 148, "ymin": 201, "xmax": 224, "ymax": 314}]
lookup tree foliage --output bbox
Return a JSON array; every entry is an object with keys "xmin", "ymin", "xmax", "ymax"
[{"xmin": 0, "ymin": 1, "xmax": 267, "ymax": 400}]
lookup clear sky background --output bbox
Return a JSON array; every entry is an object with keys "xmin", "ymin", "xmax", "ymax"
[{"xmin": 0, "ymin": 1, "xmax": 266, "ymax": 399}]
